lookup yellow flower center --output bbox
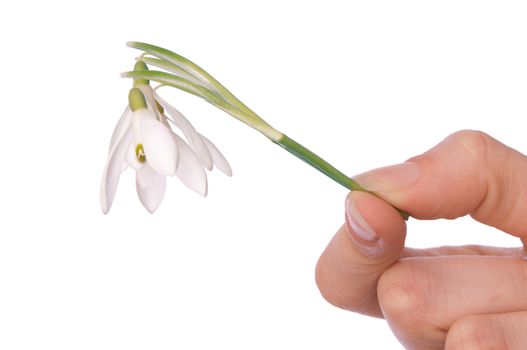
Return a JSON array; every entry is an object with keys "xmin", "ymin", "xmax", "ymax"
[{"xmin": 135, "ymin": 144, "xmax": 146, "ymax": 163}]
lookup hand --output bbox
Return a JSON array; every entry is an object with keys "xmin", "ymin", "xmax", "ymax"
[{"xmin": 315, "ymin": 130, "xmax": 527, "ymax": 349}]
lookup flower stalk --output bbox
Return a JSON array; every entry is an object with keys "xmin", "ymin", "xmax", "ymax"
[
  {"xmin": 275, "ymin": 135, "xmax": 367, "ymax": 192},
  {"xmin": 122, "ymin": 42, "xmax": 409, "ymax": 219}
]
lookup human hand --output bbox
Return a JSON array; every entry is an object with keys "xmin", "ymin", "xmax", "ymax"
[{"xmin": 315, "ymin": 130, "xmax": 527, "ymax": 349}]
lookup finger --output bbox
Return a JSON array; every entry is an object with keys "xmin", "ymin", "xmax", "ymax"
[
  {"xmin": 353, "ymin": 130, "xmax": 527, "ymax": 238},
  {"xmin": 446, "ymin": 311, "xmax": 527, "ymax": 350},
  {"xmin": 402, "ymin": 245, "xmax": 523, "ymax": 258},
  {"xmin": 377, "ymin": 255, "xmax": 527, "ymax": 349},
  {"xmin": 315, "ymin": 191, "xmax": 406, "ymax": 317}
]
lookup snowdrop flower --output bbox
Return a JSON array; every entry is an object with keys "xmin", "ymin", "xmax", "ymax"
[
  {"xmin": 107, "ymin": 42, "xmax": 407, "ymax": 219},
  {"xmin": 100, "ymin": 66, "xmax": 231, "ymax": 214}
]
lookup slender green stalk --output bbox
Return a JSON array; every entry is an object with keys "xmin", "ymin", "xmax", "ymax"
[
  {"xmin": 276, "ymin": 135, "xmax": 409, "ymax": 220},
  {"xmin": 276, "ymin": 135, "xmax": 366, "ymax": 191},
  {"xmin": 122, "ymin": 70, "xmax": 222, "ymax": 104},
  {"xmin": 138, "ymin": 56, "xmax": 204, "ymax": 85},
  {"xmin": 122, "ymin": 42, "xmax": 409, "ymax": 220},
  {"xmin": 127, "ymin": 42, "xmax": 261, "ymax": 121}
]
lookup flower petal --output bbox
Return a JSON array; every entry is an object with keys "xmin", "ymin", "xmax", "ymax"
[
  {"xmin": 174, "ymin": 133, "xmax": 208, "ymax": 197},
  {"xmin": 121, "ymin": 162, "xmax": 129, "ymax": 172},
  {"xmin": 200, "ymin": 134, "xmax": 232, "ymax": 176},
  {"xmin": 136, "ymin": 166, "xmax": 166, "ymax": 213},
  {"xmin": 154, "ymin": 92, "xmax": 213, "ymax": 170},
  {"xmin": 136, "ymin": 162, "xmax": 157, "ymax": 189},
  {"xmin": 100, "ymin": 126, "xmax": 133, "ymax": 214},
  {"xmin": 108, "ymin": 106, "xmax": 132, "ymax": 154},
  {"xmin": 138, "ymin": 84, "xmax": 161, "ymax": 121},
  {"xmin": 136, "ymin": 109, "xmax": 178, "ymax": 176}
]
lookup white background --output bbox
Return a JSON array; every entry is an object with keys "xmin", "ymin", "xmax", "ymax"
[{"xmin": 1, "ymin": 1, "xmax": 526, "ymax": 349}]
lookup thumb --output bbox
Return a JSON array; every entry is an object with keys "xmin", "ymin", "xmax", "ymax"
[
  {"xmin": 354, "ymin": 130, "xmax": 527, "ymax": 238},
  {"xmin": 316, "ymin": 190, "xmax": 406, "ymax": 317}
]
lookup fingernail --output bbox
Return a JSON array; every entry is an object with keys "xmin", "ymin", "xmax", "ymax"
[
  {"xmin": 345, "ymin": 196, "xmax": 378, "ymax": 243},
  {"xmin": 353, "ymin": 162, "xmax": 421, "ymax": 193}
]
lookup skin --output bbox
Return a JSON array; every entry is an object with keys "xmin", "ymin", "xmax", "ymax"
[{"xmin": 315, "ymin": 130, "xmax": 527, "ymax": 349}]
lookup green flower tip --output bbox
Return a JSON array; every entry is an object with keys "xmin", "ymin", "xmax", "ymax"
[
  {"xmin": 135, "ymin": 144, "xmax": 146, "ymax": 163},
  {"xmin": 156, "ymin": 100, "xmax": 164, "ymax": 114},
  {"xmin": 128, "ymin": 87, "xmax": 147, "ymax": 111},
  {"xmin": 133, "ymin": 61, "xmax": 150, "ymax": 87},
  {"xmin": 134, "ymin": 61, "xmax": 149, "ymax": 72}
]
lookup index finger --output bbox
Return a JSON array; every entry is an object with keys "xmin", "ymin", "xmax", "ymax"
[{"xmin": 354, "ymin": 130, "xmax": 527, "ymax": 238}]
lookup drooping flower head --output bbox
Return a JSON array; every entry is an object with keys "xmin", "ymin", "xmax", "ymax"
[{"xmin": 100, "ymin": 62, "xmax": 231, "ymax": 213}]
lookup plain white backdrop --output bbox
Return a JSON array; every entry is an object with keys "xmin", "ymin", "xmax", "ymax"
[{"xmin": 1, "ymin": 1, "xmax": 526, "ymax": 349}]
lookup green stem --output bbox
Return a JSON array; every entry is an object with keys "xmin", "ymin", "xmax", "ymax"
[
  {"xmin": 276, "ymin": 135, "xmax": 366, "ymax": 191},
  {"xmin": 276, "ymin": 135, "xmax": 410, "ymax": 220},
  {"xmin": 124, "ymin": 42, "xmax": 409, "ymax": 220},
  {"xmin": 128, "ymin": 42, "xmax": 257, "ymax": 117}
]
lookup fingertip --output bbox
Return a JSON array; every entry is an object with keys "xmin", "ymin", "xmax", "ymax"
[
  {"xmin": 314, "ymin": 191, "xmax": 408, "ymax": 316},
  {"xmin": 346, "ymin": 191, "xmax": 407, "ymax": 257}
]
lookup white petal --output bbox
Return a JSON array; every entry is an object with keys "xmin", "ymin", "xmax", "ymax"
[
  {"xmin": 138, "ymin": 85, "xmax": 161, "ymax": 121},
  {"xmin": 125, "ymin": 140, "xmax": 145, "ymax": 170},
  {"xmin": 136, "ymin": 166, "xmax": 166, "ymax": 213},
  {"xmin": 200, "ymin": 134, "xmax": 232, "ymax": 176},
  {"xmin": 136, "ymin": 162, "xmax": 157, "ymax": 189},
  {"xmin": 108, "ymin": 106, "xmax": 132, "ymax": 154},
  {"xmin": 100, "ymin": 126, "xmax": 133, "ymax": 214},
  {"xmin": 174, "ymin": 134, "xmax": 208, "ymax": 197},
  {"xmin": 154, "ymin": 92, "xmax": 213, "ymax": 170},
  {"xmin": 136, "ymin": 109, "xmax": 179, "ymax": 176}
]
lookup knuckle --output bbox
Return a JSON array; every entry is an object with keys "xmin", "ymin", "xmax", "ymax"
[
  {"xmin": 446, "ymin": 315, "xmax": 508, "ymax": 350},
  {"xmin": 315, "ymin": 258, "xmax": 339, "ymax": 306},
  {"xmin": 446, "ymin": 129, "xmax": 491, "ymax": 161},
  {"xmin": 315, "ymin": 258, "xmax": 373, "ymax": 312},
  {"xmin": 377, "ymin": 261, "xmax": 430, "ymax": 328},
  {"xmin": 517, "ymin": 259, "xmax": 527, "ymax": 292},
  {"xmin": 314, "ymin": 258, "xmax": 352, "ymax": 310}
]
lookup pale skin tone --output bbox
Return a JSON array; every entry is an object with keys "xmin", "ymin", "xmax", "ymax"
[{"xmin": 315, "ymin": 130, "xmax": 527, "ymax": 349}]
